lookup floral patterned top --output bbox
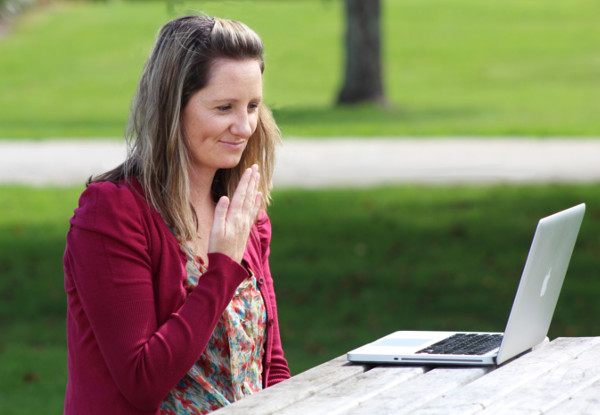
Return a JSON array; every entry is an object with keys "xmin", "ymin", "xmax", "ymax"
[{"xmin": 161, "ymin": 233, "xmax": 267, "ymax": 415}]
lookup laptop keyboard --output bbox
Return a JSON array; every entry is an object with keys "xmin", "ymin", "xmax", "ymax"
[{"xmin": 416, "ymin": 333, "xmax": 503, "ymax": 356}]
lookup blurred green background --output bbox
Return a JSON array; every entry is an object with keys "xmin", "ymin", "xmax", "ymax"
[
  {"xmin": 1, "ymin": 0, "xmax": 600, "ymax": 137},
  {"xmin": 1, "ymin": 0, "xmax": 599, "ymax": 413}
]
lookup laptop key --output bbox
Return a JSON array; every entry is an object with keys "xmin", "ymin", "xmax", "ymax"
[{"xmin": 416, "ymin": 333, "xmax": 503, "ymax": 355}]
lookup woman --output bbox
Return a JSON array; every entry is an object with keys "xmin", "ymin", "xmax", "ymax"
[{"xmin": 63, "ymin": 15, "xmax": 290, "ymax": 415}]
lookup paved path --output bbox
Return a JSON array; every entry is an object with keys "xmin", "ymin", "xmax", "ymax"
[{"xmin": 1, "ymin": 138, "xmax": 599, "ymax": 187}]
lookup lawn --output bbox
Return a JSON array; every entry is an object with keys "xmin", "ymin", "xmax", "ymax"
[
  {"xmin": 1, "ymin": 183, "xmax": 600, "ymax": 414},
  {"xmin": 1, "ymin": 0, "xmax": 599, "ymax": 413},
  {"xmin": 0, "ymin": 0, "xmax": 599, "ymax": 137}
]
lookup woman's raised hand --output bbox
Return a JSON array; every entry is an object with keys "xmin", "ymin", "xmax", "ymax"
[{"xmin": 208, "ymin": 164, "xmax": 262, "ymax": 263}]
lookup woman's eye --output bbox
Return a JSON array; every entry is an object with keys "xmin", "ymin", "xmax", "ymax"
[
  {"xmin": 217, "ymin": 105, "xmax": 231, "ymax": 112},
  {"xmin": 248, "ymin": 103, "xmax": 259, "ymax": 112}
]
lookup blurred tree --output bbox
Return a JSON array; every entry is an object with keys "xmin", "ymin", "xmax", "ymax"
[
  {"xmin": 337, "ymin": 0, "xmax": 386, "ymax": 106},
  {"xmin": 0, "ymin": 0, "xmax": 34, "ymax": 21}
]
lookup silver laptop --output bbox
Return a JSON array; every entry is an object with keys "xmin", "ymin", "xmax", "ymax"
[{"xmin": 347, "ymin": 203, "xmax": 586, "ymax": 366}]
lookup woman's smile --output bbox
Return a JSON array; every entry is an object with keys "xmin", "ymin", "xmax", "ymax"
[
  {"xmin": 181, "ymin": 58, "xmax": 263, "ymax": 176},
  {"xmin": 218, "ymin": 139, "xmax": 247, "ymax": 150}
]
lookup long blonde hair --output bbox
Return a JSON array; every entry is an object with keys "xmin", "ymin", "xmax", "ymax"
[{"xmin": 91, "ymin": 15, "xmax": 281, "ymax": 240}]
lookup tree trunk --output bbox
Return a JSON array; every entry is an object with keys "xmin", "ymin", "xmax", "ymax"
[{"xmin": 337, "ymin": 0, "xmax": 386, "ymax": 106}]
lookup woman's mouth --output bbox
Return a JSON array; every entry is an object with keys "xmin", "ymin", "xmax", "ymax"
[{"xmin": 219, "ymin": 140, "xmax": 246, "ymax": 150}]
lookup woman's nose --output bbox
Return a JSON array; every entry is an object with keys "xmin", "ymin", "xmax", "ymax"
[{"xmin": 230, "ymin": 111, "xmax": 254, "ymax": 138}]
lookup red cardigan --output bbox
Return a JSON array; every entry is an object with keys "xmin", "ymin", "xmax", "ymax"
[{"xmin": 63, "ymin": 179, "xmax": 290, "ymax": 414}]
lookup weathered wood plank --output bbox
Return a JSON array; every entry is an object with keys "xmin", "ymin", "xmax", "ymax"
[
  {"xmin": 479, "ymin": 339, "xmax": 600, "ymax": 414},
  {"xmin": 213, "ymin": 355, "xmax": 368, "ymax": 415},
  {"xmin": 408, "ymin": 337, "xmax": 600, "ymax": 415},
  {"xmin": 214, "ymin": 338, "xmax": 600, "ymax": 415},
  {"xmin": 342, "ymin": 367, "xmax": 491, "ymax": 415},
  {"xmin": 545, "ymin": 378, "xmax": 600, "ymax": 415},
  {"xmin": 274, "ymin": 365, "xmax": 426, "ymax": 415}
]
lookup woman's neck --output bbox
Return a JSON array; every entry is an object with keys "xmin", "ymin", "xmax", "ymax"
[
  {"xmin": 188, "ymin": 166, "xmax": 216, "ymax": 210},
  {"xmin": 187, "ymin": 166, "xmax": 217, "ymax": 264}
]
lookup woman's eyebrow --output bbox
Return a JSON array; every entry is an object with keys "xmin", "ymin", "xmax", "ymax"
[{"xmin": 209, "ymin": 96, "xmax": 263, "ymax": 103}]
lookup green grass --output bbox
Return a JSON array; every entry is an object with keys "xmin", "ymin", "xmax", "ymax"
[
  {"xmin": 1, "ymin": 0, "xmax": 599, "ymax": 137},
  {"xmin": 271, "ymin": 185, "xmax": 600, "ymax": 371},
  {"xmin": 2, "ymin": 184, "xmax": 600, "ymax": 414},
  {"xmin": 0, "ymin": 186, "xmax": 81, "ymax": 415}
]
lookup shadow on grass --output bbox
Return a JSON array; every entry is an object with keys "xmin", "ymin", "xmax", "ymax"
[
  {"xmin": 272, "ymin": 103, "xmax": 484, "ymax": 136},
  {"xmin": 0, "ymin": 223, "xmax": 67, "ymax": 346},
  {"xmin": 1, "ymin": 184, "xmax": 600, "ymax": 414},
  {"xmin": 268, "ymin": 185, "xmax": 600, "ymax": 373}
]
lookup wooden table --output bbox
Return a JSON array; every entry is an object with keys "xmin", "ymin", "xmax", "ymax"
[{"xmin": 214, "ymin": 337, "xmax": 600, "ymax": 414}]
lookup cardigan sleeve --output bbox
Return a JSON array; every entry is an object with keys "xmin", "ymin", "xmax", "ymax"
[
  {"xmin": 64, "ymin": 182, "xmax": 249, "ymax": 411},
  {"xmin": 256, "ymin": 211, "xmax": 291, "ymax": 386}
]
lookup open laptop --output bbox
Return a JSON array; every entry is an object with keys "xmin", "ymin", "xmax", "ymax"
[{"xmin": 347, "ymin": 203, "xmax": 586, "ymax": 366}]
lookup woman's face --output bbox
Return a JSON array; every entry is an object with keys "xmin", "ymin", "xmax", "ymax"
[{"xmin": 181, "ymin": 58, "xmax": 263, "ymax": 177}]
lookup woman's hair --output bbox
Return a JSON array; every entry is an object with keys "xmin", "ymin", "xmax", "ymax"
[{"xmin": 91, "ymin": 15, "xmax": 281, "ymax": 241}]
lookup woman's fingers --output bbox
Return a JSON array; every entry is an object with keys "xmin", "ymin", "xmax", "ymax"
[
  {"xmin": 212, "ymin": 195, "xmax": 230, "ymax": 234},
  {"xmin": 242, "ymin": 167, "xmax": 260, "ymax": 214},
  {"xmin": 252, "ymin": 191, "xmax": 263, "ymax": 222},
  {"xmin": 230, "ymin": 164, "xmax": 258, "ymax": 213},
  {"xmin": 208, "ymin": 164, "xmax": 262, "ymax": 263}
]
